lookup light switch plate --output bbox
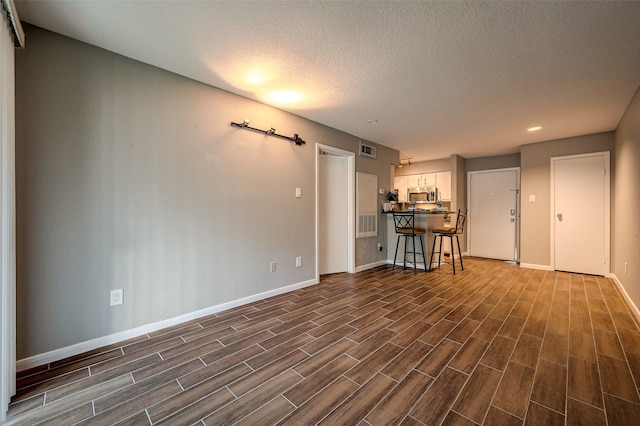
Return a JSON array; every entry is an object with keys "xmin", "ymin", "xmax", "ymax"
[
  {"xmin": 529, "ymin": 194, "xmax": 536, "ymax": 202},
  {"xmin": 110, "ymin": 289, "xmax": 123, "ymax": 306},
  {"xmin": 295, "ymin": 187, "xmax": 302, "ymax": 198}
]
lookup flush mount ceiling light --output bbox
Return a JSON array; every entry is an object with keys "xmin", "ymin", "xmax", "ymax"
[
  {"xmin": 245, "ymin": 69, "xmax": 270, "ymax": 85},
  {"xmin": 527, "ymin": 126, "xmax": 542, "ymax": 132}
]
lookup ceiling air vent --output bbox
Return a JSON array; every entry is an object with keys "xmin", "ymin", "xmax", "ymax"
[{"xmin": 359, "ymin": 141, "xmax": 376, "ymax": 159}]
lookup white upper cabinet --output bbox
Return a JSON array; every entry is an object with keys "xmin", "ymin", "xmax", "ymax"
[
  {"xmin": 406, "ymin": 174, "xmax": 436, "ymax": 188},
  {"xmin": 393, "ymin": 176, "xmax": 408, "ymax": 201},
  {"xmin": 436, "ymin": 171, "xmax": 451, "ymax": 201},
  {"xmin": 407, "ymin": 174, "xmax": 422, "ymax": 188},
  {"xmin": 422, "ymin": 173, "xmax": 437, "ymax": 186},
  {"xmin": 397, "ymin": 171, "xmax": 452, "ymax": 200}
]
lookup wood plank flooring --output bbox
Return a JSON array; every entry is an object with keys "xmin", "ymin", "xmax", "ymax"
[{"xmin": 5, "ymin": 258, "xmax": 640, "ymax": 425}]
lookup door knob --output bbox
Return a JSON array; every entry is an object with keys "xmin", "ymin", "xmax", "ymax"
[{"xmin": 557, "ymin": 213, "xmax": 563, "ymax": 221}]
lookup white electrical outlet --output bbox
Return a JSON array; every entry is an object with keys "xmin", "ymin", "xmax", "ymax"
[
  {"xmin": 270, "ymin": 261, "xmax": 277, "ymax": 272},
  {"xmin": 296, "ymin": 256, "xmax": 302, "ymax": 267},
  {"xmin": 110, "ymin": 289, "xmax": 123, "ymax": 306},
  {"xmin": 377, "ymin": 243, "xmax": 383, "ymax": 251}
]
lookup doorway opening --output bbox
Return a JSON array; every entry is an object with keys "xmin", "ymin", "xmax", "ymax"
[
  {"xmin": 316, "ymin": 144, "xmax": 355, "ymax": 281},
  {"xmin": 467, "ymin": 168, "xmax": 520, "ymax": 262}
]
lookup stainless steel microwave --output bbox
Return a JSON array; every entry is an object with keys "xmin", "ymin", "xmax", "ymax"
[{"xmin": 408, "ymin": 187, "xmax": 438, "ymax": 203}]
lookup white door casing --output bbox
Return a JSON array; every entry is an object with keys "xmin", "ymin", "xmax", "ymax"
[
  {"xmin": 467, "ymin": 168, "xmax": 520, "ymax": 261},
  {"xmin": 551, "ymin": 152, "xmax": 610, "ymax": 276},
  {"xmin": 1, "ymin": 9, "xmax": 17, "ymax": 420},
  {"xmin": 316, "ymin": 144, "xmax": 355, "ymax": 278}
]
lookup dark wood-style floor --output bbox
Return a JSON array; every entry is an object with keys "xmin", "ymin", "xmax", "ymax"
[{"xmin": 5, "ymin": 258, "xmax": 640, "ymax": 425}]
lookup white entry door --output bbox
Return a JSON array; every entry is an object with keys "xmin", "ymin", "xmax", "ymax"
[
  {"xmin": 318, "ymin": 152, "xmax": 349, "ymax": 274},
  {"xmin": 552, "ymin": 153, "xmax": 609, "ymax": 276},
  {"xmin": 468, "ymin": 168, "xmax": 520, "ymax": 261}
]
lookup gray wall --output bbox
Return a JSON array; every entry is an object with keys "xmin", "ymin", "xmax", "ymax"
[
  {"xmin": 394, "ymin": 157, "xmax": 449, "ymax": 176},
  {"xmin": 466, "ymin": 153, "xmax": 520, "ymax": 172},
  {"xmin": 614, "ymin": 87, "xmax": 640, "ymax": 309},
  {"xmin": 520, "ymin": 132, "xmax": 614, "ymax": 267},
  {"xmin": 15, "ymin": 26, "xmax": 398, "ymax": 359},
  {"xmin": 451, "ymin": 155, "xmax": 467, "ymax": 252}
]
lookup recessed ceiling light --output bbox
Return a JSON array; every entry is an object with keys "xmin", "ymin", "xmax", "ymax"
[
  {"xmin": 269, "ymin": 91, "xmax": 302, "ymax": 104},
  {"xmin": 368, "ymin": 119, "xmax": 378, "ymax": 124},
  {"xmin": 527, "ymin": 126, "xmax": 542, "ymax": 132}
]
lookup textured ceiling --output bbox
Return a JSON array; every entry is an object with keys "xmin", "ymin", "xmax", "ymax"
[{"xmin": 14, "ymin": 1, "xmax": 640, "ymax": 161}]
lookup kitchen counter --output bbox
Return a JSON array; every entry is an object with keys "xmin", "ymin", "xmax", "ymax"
[{"xmin": 382, "ymin": 209, "xmax": 449, "ymax": 214}]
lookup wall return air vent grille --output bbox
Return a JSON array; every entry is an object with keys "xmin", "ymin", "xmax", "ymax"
[
  {"xmin": 359, "ymin": 141, "xmax": 376, "ymax": 159},
  {"xmin": 358, "ymin": 214, "xmax": 378, "ymax": 238}
]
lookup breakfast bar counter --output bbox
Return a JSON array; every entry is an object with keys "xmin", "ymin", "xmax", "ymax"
[{"xmin": 384, "ymin": 210, "xmax": 450, "ymax": 271}]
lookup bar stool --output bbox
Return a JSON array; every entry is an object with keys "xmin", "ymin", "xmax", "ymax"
[
  {"xmin": 429, "ymin": 209, "xmax": 467, "ymax": 274},
  {"xmin": 392, "ymin": 211, "xmax": 427, "ymax": 274}
]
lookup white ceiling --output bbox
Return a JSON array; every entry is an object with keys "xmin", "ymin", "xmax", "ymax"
[{"xmin": 14, "ymin": 0, "xmax": 640, "ymax": 162}]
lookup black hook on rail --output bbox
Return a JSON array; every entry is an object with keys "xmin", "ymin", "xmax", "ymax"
[{"xmin": 230, "ymin": 119, "xmax": 306, "ymax": 146}]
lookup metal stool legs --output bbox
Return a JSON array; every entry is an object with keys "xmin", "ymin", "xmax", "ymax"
[
  {"xmin": 456, "ymin": 234, "xmax": 464, "ymax": 272},
  {"xmin": 393, "ymin": 235, "xmax": 401, "ymax": 271},
  {"xmin": 429, "ymin": 233, "xmax": 440, "ymax": 272},
  {"xmin": 429, "ymin": 209, "xmax": 467, "ymax": 275},
  {"xmin": 429, "ymin": 233, "xmax": 464, "ymax": 275},
  {"xmin": 393, "ymin": 233, "xmax": 426, "ymax": 274}
]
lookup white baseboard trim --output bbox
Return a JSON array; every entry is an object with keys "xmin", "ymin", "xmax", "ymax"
[
  {"xmin": 448, "ymin": 252, "xmax": 468, "ymax": 262},
  {"xmin": 519, "ymin": 263, "xmax": 554, "ymax": 271},
  {"xmin": 16, "ymin": 278, "xmax": 318, "ymax": 372},
  {"xmin": 354, "ymin": 260, "xmax": 388, "ymax": 273},
  {"xmin": 610, "ymin": 274, "xmax": 640, "ymax": 325}
]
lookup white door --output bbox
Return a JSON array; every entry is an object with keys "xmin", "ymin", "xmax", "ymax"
[
  {"xmin": 318, "ymin": 153, "xmax": 348, "ymax": 274},
  {"xmin": 468, "ymin": 169, "xmax": 520, "ymax": 261},
  {"xmin": 552, "ymin": 153, "xmax": 609, "ymax": 276}
]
